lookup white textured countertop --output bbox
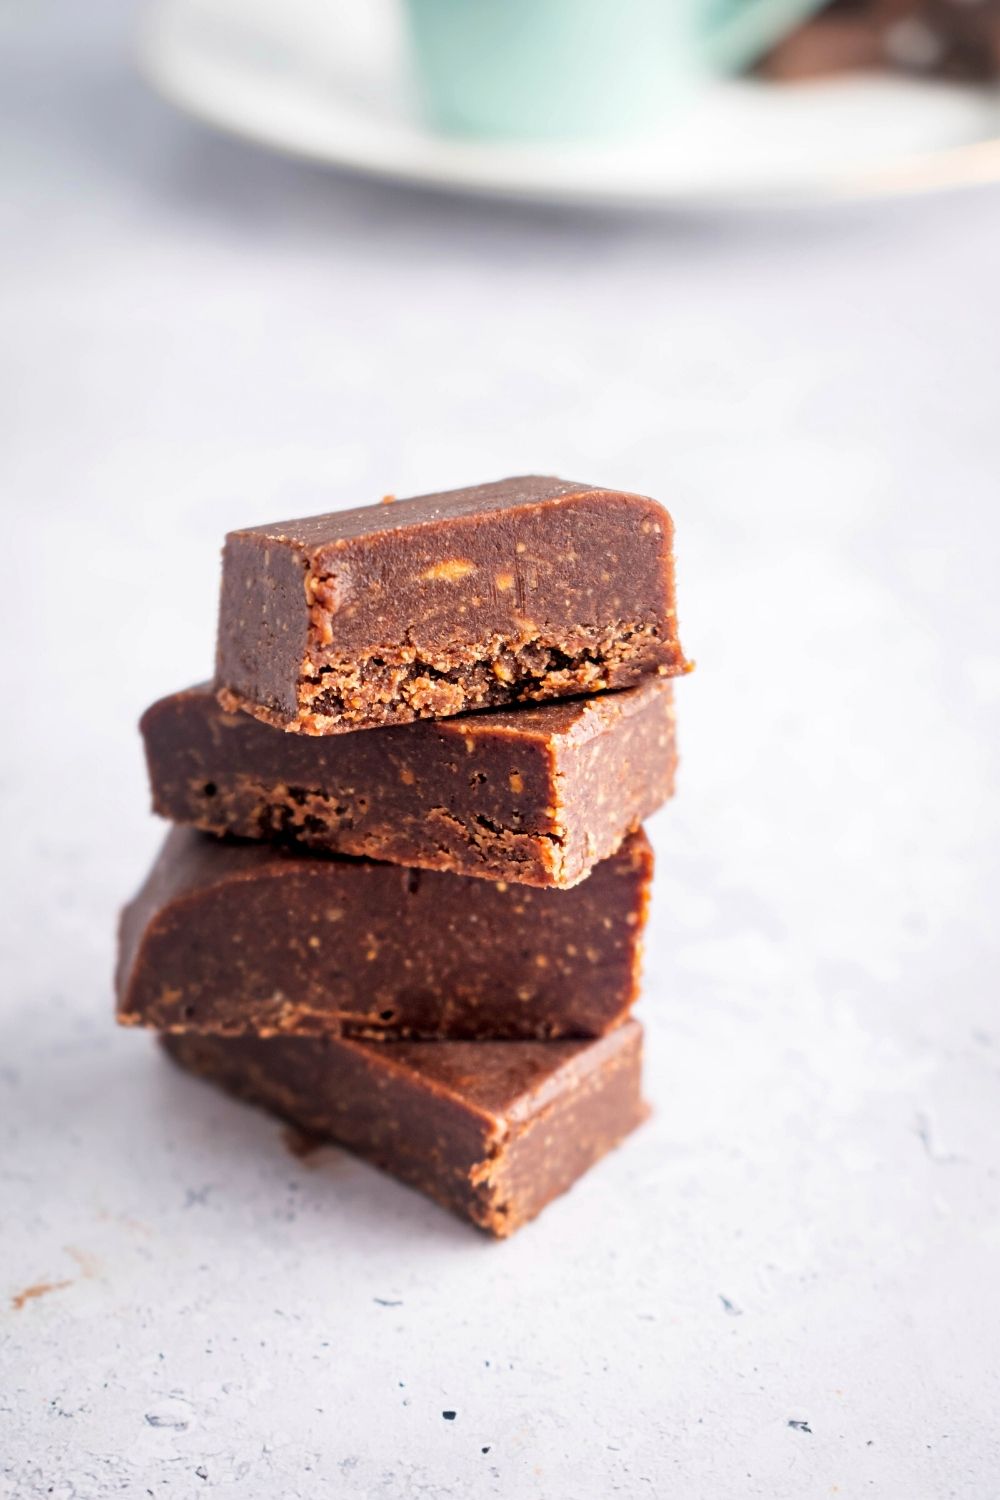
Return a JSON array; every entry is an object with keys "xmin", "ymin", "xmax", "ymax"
[{"xmin": 3, "ymin": 6, "xmax": 1000, "ymax": 1496}]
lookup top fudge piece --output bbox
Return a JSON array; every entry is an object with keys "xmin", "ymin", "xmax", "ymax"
[{"xmin": 215, "ymin": 475, "xmax": 687, "ymax": 734}]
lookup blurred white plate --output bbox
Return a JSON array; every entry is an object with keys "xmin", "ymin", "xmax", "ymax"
[{"xmin": 140, "ymin": 0, "xmax": 1000, "ymax": 209}]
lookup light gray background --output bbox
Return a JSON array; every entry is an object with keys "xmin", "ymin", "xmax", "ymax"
[{"xmin": 3, "ymin": 5, "xmax": 1000, "ymax": 1497}]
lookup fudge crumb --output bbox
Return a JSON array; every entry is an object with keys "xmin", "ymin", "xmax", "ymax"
[
  {"xmin": 281, "ymin": 1125, "xmax": 326, "ymax": 1160},
  {"xmin": 11, "ymin": 1277, "xmax": 73, "ymax": 1311}
]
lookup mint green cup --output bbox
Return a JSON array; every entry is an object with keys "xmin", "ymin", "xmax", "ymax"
[{"xmin": 404, "ymin": 0, "xmax": 829, "ymax": 141}]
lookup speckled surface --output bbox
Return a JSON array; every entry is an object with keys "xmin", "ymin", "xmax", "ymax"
[{"xmin": 3, "ymin": 5, "xmax": 1000, "ymax": 1496}]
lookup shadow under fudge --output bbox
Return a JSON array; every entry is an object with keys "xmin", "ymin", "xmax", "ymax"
[
  {"xmin": 142, "ymin": 677, "xmax": 675, "ymax": 888},
  {"xmin": 162, "ymin": 1020, "xmax": 647, "ymax": 1238},
  {"xmin": 215, "ymin": 475, "xmax": 689, "ymax": 735},
  {"xmin": 117, "ymin": 827, "xmax": 653, "ymax": 1040}
]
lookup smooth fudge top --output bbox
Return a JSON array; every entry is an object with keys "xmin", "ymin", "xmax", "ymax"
[
  {"xmin": 171, "ymin": 1020, "xmax": 643, "ymax": 1138},
  {"xmin": 215, "ymin": 474, "xmax": 688, "ymax": 734}
]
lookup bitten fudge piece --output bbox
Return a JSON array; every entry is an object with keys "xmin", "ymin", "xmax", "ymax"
[
  {"xmin": 215, "ymin": 475, "xmax": 688, "ymax": 734},
  {"xmin": 142, "ymin": 678, "xmax": 676, "ymax": 889},
  {"xmin": 117, "ymin": 828, "xmax": 652, "ymax": 1040},
  {"xmin": 162, "ymin": 1021, "xmax": 646, "ymax": 1237}
]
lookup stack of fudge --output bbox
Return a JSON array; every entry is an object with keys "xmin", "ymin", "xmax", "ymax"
[{"xmin": 116, "ymin": 476, "xmax": 689, "ymax": 1237}]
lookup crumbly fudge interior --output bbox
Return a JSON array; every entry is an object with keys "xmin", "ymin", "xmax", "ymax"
[
  {"xmin": 193, "ymin": 776, "xmax": 570, "ymax": 886},
  {"xmin": 223, "ymin": 621, "xmax": 673, "ymax": 733}
]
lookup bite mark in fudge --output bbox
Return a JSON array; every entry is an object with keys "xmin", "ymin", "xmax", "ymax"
[
  {"xmin": 215, "ymin": 475, "xmax": 689, "ymax": 734},
  {"xmin": 116, "ymin": 828, "xmax": 653, "ymax": 1040},
  {"xmin": 141, "ymin": 678, "xmax": 676, "ymax": 888},
  {"xmin": 162, "ymin": 1020, "xmax": 647, "ymax": 1237}
]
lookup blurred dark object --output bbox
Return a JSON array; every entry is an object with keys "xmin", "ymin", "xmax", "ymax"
[{"xmin": 759, "ymin": 0, "xmax": 1000, "ymax": 81}]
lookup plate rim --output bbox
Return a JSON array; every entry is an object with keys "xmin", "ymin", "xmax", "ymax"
[{"xmin": 137, "ymin": 0, "xmax": 1000, "ymax": 211}]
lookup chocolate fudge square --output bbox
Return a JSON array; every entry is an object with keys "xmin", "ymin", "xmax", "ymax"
[
  {"xmin": 215, "ymin": 475, "xmax": 688, "ymax": 734},
  {"xmin": 163, "ymin": 1020, "xmax": 647, "ymax": 1237},
  {"xmin": 117, "ymin": 828, "xmax": 653, "ymax": 1040},
  {"xmin": 141, "ymin": 677, "xmax": 676, "ymax": 888}
]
